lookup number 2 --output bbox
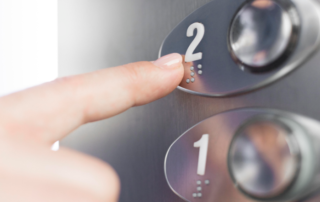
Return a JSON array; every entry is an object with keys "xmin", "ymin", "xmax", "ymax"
[
  {"xmin": 194, "ymin": 134, "xmax": 209, "ymax": 176},
  {"xmin": 185, "ymin": 22, "xmax": 205, "ymax": 63}
]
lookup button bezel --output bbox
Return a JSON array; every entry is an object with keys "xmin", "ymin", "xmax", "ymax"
[
  {"xmin": 164, "ymin": 108, "xmax": 320, "ymax": 202},
  {"xmin": 159, "ymin": 0, "xmax": 320, "ymax": 97},
  {"xmin": 228, "ymin": 115, "xmax": 302, "ymax": 199},
  {"xmin": 228, "ymin": 0, "xmax": 300, "ymax": 73}
]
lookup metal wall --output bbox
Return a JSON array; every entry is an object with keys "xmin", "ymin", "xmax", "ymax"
[{"xmin": 59, "ymin": 0, "xmax": 320, "ymax": 201}]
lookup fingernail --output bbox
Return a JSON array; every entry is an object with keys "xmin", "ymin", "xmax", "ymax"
[{"xmin": 153, "ymin": 53, "xmax": 182, "ymax": 69}]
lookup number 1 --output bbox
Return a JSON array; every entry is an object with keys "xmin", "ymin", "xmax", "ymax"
[{"xmin": 194, "ymin": 134, "xmax": 209, "ymax": 176}]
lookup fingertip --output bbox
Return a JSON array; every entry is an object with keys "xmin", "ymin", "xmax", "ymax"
[
  {"xmin": 152, "ymin": 53, "xmax": 183, "ymax": 70},
  {"xmin": 153, "ymin": 53, "xmax": 185, "ymax": 87}
]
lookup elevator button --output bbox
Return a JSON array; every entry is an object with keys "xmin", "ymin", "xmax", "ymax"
[
  {"xmin": 160, "ymin": 0, "xmax": 320, "ymax": 96},
  {"xmin": 228, "ymin": 117, "xmax": 300, "ymax": 199},
  {"xmin": 229, "ymin": 0, "xmax": 299, "ymax": 72},
  {"xmin": 165, "ymin": 108, "xmax": 320, "ymax": 201},
  {"xmin": 229, "ymin": 0, "xmax": 296, "ymax": 71}
]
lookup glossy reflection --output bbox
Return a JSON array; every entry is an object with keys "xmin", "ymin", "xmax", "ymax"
[
  {"xmin": 229, "ymin": 0, "xmax": 294, "ymax": 70},
  {"xmin": 228, "ymin": 118, "xmax": 300, "ymax": 199}
]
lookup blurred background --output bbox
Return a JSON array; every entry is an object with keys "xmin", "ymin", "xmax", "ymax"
[{"xmin": 0, "ymin": 0, "xmax": 57, "ymax": 96}]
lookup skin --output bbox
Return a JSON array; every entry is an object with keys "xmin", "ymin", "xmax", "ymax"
[{"xmin": 0, "ymin": 53, "xmax": 184, "ymax": 202}]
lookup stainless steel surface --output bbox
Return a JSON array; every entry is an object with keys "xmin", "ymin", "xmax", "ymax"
[
  {"xmin": 229, "ymin": 0, "xmax": 298, "ymax": 72},
  {"xmin": 165, "ymin": 109, "xmax": 320, "ymax": 202},
  {"xmin": 160, "ymin": 0, "xmax": 320, "ymax": 97},
  {"xmin": 59, "ymin": 0, "xmax": 320, "ymax": 201},
  {"xmin": 228, "ymin": 116, "xmax": 301, "ymax": 199}
]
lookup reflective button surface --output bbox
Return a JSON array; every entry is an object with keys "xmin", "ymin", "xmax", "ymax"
[
  {"xmin": 160, "ymin": 0, "xmax": 319, "ymax": 96},
  {"xmin": 229, "ymin": 0, "xmax": 299, "ymax": 71},
  {"xmin": 228, "ymin": 117, "xmax": 300, "ymax": 199}
]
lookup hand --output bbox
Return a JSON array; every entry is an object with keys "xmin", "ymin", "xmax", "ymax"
[{"xmin": 0, "ymin": 53, "xmax": 184, "ymax": 202}]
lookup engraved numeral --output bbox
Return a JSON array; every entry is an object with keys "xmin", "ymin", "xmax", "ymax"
[
  {"xmin": 194, "ymin": 134, "xmax": 209, "ymax": 176},
  {"xmin": 185, "ymin": 22, "xmax": 205, "ymax": 62}
]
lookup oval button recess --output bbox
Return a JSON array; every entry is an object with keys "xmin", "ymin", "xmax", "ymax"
[
  {"xmin": 159, "ymin": 0, "xmax": 320, "ymax": 97},
  {"xmin": 165, "ymin": 108, "xmax": 320, "ymax": 202},
  {"xmin": 229, "ymin": 0, "xmax": 299, "ymax": 72},
  {"xmin": 228, "ymin": 116, "xmax": 301, "ymax": 199}
]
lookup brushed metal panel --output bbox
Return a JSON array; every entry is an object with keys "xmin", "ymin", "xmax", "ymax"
[{"xmin": 59, "ymin": 0, "xmax": 320, "ymax": 201}]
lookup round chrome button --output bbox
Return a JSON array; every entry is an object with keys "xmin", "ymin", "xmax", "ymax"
[
  {"xmin": 228, "ymin": 117, "xmax": 300, "ymax": 199},
  {"xmin": 229, "ymin": 0, "xmax": 299, "ymax": 72}
]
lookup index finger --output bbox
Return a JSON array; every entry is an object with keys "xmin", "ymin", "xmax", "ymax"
[{"xmin": 0, "ymin": 53, "xmax": 183, "ymax": 144}]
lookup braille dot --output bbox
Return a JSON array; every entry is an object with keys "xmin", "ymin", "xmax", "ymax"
[
  {"xmin": 198, "ymin": 64, "xmax": 202, "ymax": 69},
  {"xmin": 193, "ymin": 193, "xmax": 197, "ymax": 198},
  {"xmin": 205, "ymin": 180, "xmax": 210, "ymax": 185},
  {"xmin": 197, "ymin": 193, "xmax": 202, "ymax": 197},
  {"xmin": 190, "ymin": 66, "xmax": 194, "ymax": 71},
  {"xmin": 191, "ymin": 72, "xmax": 195, "ymax": 77},
  {"xmin": 197, "ymin": 186, "xmax": 202, "ymax": 191},
  {"xmin": 186, "ymin": 79, "xmax": 190, "ymax": 84},
  {"xmin": 198, "ymin": 70, "xmax": 203, "ymax": 75},
  {"xmin": 191, "ymin": 78, "xmax": 195, "ymax": 83},
  {"xmin": 197, "ymin": 180, "xmax": 201, "ymax": 185}
]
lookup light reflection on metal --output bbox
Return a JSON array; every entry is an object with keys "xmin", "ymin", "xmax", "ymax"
[
  {"xmin": 165, "ymin": 108, "xmax": 320, "ymax": 202},
  {"xmin": 229, "ymin": 116, "xmax": 301, "ymax": 199},
  {"xmin": 51, "ymin": 141, "xmax": 60, "ymax": 151},
  {"xmin": 229, "ymin": 0, "xmax": 299, "ymax": 72},
  {"xmin": 159, "ymin": 0, "xmax": 320, "ymax": 97}
]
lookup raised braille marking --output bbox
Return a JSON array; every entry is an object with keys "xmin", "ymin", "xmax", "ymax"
[
  {"xmin": 198, "ymin": 64, "xmax": 202, "ymax": 69},
  {"xmin": 197, "ymin": 180, "xmax": 201, "ymax": 185},
  {"xmin": 186, "ymin": 79, "xmax": 190, "ymax": 84},
  {"xmin": 191, "ymin": 78, "xmax": 195, "ymax": 83},
  {"xmin": 193, "ymin": 193, "xmax": 197, "ymax": 198},
  {"xmin": 190, "ymin": 66, "xmax": 194, "ymax": 71},
  {"xmin": 198, "ymin": 70, "xmax": 202, "ymax": 75},
  {"xmin": 197, "ymin": 186, "xmax": 202, "ymax": 191},
  {"xmin": 197, "ymin": 193, "xmax": 202, "ymax": 197},
  {"xmin": 191, "ymin": 72, "xmax": 195, "ymax": 77},
  {"xmin": 205, "ymin": 180, "xmax": 210, "ymax": 185}
]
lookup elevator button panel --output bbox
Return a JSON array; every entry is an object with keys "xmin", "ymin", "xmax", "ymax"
[
  {"xmin": 159, "ymin": 0, "xmax": 320, "ymax": 97},
  {"xmin": 164, "ymin": 108, "xmax": 320, "ymax": 202}
]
